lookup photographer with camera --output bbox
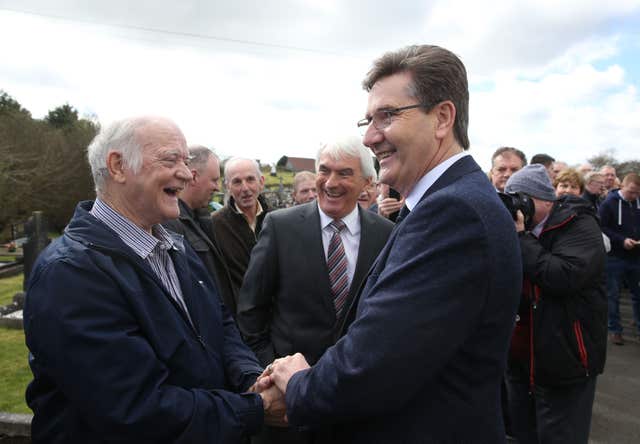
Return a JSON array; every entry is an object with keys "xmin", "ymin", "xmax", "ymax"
[{"xmin": 501, "ymin": 164, "xmax": 607, "ymax": 444}]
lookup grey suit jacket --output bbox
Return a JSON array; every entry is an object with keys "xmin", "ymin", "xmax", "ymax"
[{"xmin": 237, "ymin": 202, "xmax": 394, "ymax": 367}]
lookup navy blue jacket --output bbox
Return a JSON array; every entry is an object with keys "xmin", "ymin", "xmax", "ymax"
[
  {"xmin": 24, "ymin": 201, "xmax": 264, "ymax": 444},
  {"xmin": 283, "ymin": 156, "xmax": 522, "ymax": 443},
  {"xmin": 598, "ymin": 189, "xmax": 640, "ymax": 259}
]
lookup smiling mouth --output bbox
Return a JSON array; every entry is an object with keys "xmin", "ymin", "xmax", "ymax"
[
  {"xmin": 376, "ymin": 148, "xmax": 396, "ymax": 160},
  {"xmin": 325, "ymin": 190, "xmax": 344, "ymax": 199},
  {"xmin": 163, "ymin": 186, "xmax": 182, "ymax": 197}
]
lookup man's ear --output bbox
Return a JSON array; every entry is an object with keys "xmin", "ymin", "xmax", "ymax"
[
  {"xmin": 434, "ymin": 101, "xmax": 456, "ymax": 140},
  {"xmin": 106, "ymin": 151, "xmax": 127, "ymax": 184},
  {"xmin": 191, "ymin": 169, "xmax": 198, "ymax": 183}
]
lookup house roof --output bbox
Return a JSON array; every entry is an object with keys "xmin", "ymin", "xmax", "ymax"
[{"xmin": 286, "ymin": 157, "xmax": 315, "ymax": 172}]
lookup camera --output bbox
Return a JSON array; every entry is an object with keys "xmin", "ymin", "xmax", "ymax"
[{"xmin": 497, "ymin": 192, "xmax": 535, "ymax": 230}]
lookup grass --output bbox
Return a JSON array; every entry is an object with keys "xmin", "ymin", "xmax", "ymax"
[
  {"xmin": 0, "ymin": 274, "xmax": 23, "ymax": 306},
  {"xmin": 0, "ymin": 327, "xmax": 32, "ymax": 414}
]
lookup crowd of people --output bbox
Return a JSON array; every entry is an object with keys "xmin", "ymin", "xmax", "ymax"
[{"xmin": 21, "ymin": 43, "xmax": 639, "ymax": 444}]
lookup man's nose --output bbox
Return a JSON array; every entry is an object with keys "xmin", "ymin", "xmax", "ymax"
[
  {"xmin": 325, "ymin": 172, "xmax": 341, "ymax": 188},
  {"xmin": 177, "ymin": 164, "xmax": 192, "ymax": 182},
  {"xmin": 363, "ymin": 124, "xmax": 383, "ymax": 148}
]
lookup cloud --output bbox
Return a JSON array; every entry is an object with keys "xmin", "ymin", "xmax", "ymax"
[
  {"xmin": 470, "ymin": 51, "xmax": 640, "ymax": 169},
  {"xmin": 1, "ymin": 1, "xmax": 639, "ymax": 169},
  {"xmin": 425, "ymin": 0, "xmax": 640, "ymax": 75}
]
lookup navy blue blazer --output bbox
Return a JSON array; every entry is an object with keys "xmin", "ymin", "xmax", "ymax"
[{"xmin": 283, "ymin": 156, "xmax": 522, "ymax": 443}]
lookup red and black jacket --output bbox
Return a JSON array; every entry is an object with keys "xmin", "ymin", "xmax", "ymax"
[{"xmin": 508, "ymin": 195, "xmax": 608, "ymax": 388}]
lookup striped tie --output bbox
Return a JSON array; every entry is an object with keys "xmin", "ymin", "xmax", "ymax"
[{"xmin": 327, "ymin": 219, "xmax": 350, "ymax": 315}]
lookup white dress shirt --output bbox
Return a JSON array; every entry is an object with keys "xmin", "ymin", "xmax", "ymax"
[{"xmin": 404, "ymin": 151, "xmax": 470, "ymax": 211}]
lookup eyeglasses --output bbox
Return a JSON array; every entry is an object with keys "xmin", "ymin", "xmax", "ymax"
[{"xmin": 356, "ymin": 104, "xmax": 425, "ymax": 135}]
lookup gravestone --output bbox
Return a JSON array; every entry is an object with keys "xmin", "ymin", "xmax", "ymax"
[{"xmin": 21, "ymin": 212, "xmax": 50, "ymax": 291}]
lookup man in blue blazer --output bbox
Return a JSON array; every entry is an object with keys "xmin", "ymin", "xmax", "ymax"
[{"xmin": 265, "ymin": 45, "xmax": 522, "ymax": 443}]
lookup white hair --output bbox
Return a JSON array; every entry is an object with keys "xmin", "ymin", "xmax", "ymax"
[
  {"xmin": 87, "ymin": 116, "xmax": 182, "ymax": 195},
  {"xmin": 315, "ymin": 136, "xmax": 377, "ymax": 181},
  {"xmin": 86, "ymin": 117, "xmax": 152, "ymax": 194}
]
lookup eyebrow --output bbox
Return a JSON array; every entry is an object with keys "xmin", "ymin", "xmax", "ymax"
[{"xmin": 158, "ymin": 149, "xmax": 187, "ymax": 157}]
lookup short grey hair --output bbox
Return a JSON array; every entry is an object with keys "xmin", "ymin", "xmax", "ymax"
[
  {"xmin": 188, "ymin": 145, "xmax": 219, "ymax": 172},
  {"xmin": 316, "ymin": 136, "xmax": 376, "ymax": 181},
  {"xmin": 293, "ymin": 171, "xmax": 316, "ymax": 192},
  {"xmin": 87, "ymin": 117, "xmax": 153, "ymax": 194},
  {"xmin": 584, "ymin": 171, "xmax": 604, "ymax": 184},
  {"xmin": 223, "ymin": 157, "xmax": 262, "ymax": 185}
]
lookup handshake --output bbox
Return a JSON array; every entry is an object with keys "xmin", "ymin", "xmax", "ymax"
[{"xmin": 248, "ymin": 353, "xmax": 311, "ymax": 427}]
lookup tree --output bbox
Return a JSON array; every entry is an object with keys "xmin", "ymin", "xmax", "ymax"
[
  {"xmin": 45, "ymin": 104, "xmax": 78, "ymax": 129},
  {"xmin": 587, "ymin": 149, "xmax": 617, "ymax": 171},
  {"xmin": 616, "ymin": 161, "xmax": 640, "ymax": 179},
  {"xmin": 0, "ymin": 91, "xmax": 31, "ymax": 117},
  {"xmin": 0, "ymin": 94, "xmax": 98, "ymax": 236},
  {"xmin": 588, "ymin": 150, "xmax": 640, "ymax": 179}
]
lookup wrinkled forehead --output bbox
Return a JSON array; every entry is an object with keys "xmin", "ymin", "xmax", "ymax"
[
  {"xmin": 493, "ymin": 153, "xmax": 522, "ymax": 167},
  {"xmin": 317, "ymin": 152, "xmax": 363, "ymax": 174},
  {"xmin": 227, "ymin": 160, "xmax": 260, "ymax": 180},
  {"xmin": 367, "ymin": 72, "xmax": 415, "ymax": 110},
  {"xmin": 137, "ymin": 121, "xmax": 187, "ymax": 156},
  {"xmin": 296, "ymin": 179, "xmax": 316, "ymax": 192}
]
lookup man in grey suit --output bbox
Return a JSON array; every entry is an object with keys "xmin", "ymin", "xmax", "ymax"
[{"xmin": 237, "ymin": 136, "xmax": 393, "ymax": 443}]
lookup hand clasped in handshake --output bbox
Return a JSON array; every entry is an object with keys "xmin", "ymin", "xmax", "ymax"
[{"xmin": 248, "ymin": 353, "xmax": 311, "ymax": 428}]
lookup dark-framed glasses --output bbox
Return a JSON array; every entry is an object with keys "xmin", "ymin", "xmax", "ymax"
[{"xmin": 356, "ymin": 104, "xmax": 424, "ymax": 135}]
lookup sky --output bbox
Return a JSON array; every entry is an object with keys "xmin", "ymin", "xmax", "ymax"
[{"xmin": 1, "ymin": 0, "xmax": 639, "ymax": 171}]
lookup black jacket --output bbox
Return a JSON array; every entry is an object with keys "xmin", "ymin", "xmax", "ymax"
[
  {"xmin": 510, "ymin": 195, "xmax": 607, "ymax": 387},
  {"xmin": 163, "ymin": 199, "xmax": 238, "ymax": 315},
  {"xmin": 211, "ymin": 195, "xmax": 269, "ymax": 297},
  {"xmin": 581, "ymin": 189, "xmax": 601, "ymax": 213}
]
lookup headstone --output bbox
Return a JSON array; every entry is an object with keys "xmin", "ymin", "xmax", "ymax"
[{"xmin": 22, "ymin": 211, "xmax": 50, "ymax": 291}]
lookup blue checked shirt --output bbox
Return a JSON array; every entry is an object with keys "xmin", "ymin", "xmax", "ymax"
[{"xmin": 90, "ymin": 198, "xmax": 193, "ymax": 324}]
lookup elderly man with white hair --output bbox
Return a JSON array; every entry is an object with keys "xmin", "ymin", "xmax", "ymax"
[{"xmin": 23, "ymin": 116, "xmax": 285, "ymax": 444}]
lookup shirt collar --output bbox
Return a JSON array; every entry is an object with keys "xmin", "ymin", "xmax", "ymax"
[
  {"xmin": 318, "ymin": 203, "xmax": 360, "ymax": 236},
  {"xmin": 531, "ymin": 214, "xmax": 550, "ymax": 238},
  {"xmin": 233, "ymin": 199, "xmax": 263, "ymax": 217},
  {"xmin": 404, "ymin": 152, "xmax": 469, "ymax": 211},
  {"xmin": 90, "ymin": 198, "xmax": 177, "ymax": 259}
]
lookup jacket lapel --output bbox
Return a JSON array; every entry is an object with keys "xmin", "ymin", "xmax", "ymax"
[{"xmin": 339, "ymin": 156, "xmax": 481, "ymax": 335}]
